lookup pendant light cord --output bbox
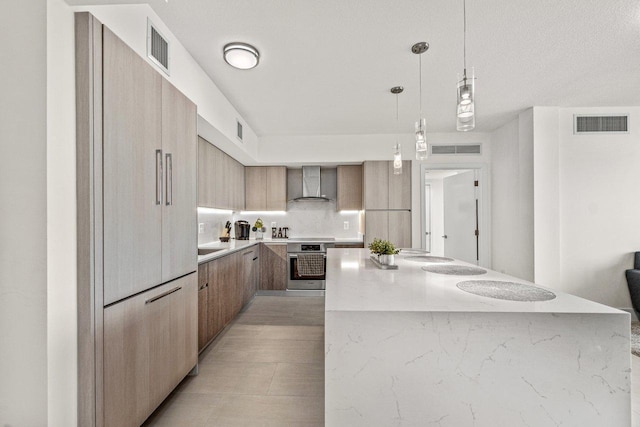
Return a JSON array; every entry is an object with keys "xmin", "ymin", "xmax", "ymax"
[
  {"xmin": 419, "ymin": 54, "xmax": 423, "ymax": 115},
  {"xmin": 463, "ymin": 0, "xmax": 467, "ymax": 79}
]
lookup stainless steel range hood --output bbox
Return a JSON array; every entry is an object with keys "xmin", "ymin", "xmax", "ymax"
[{"xmin": 293, "ymin": 166, "xmax": 330, "ymax": 202}]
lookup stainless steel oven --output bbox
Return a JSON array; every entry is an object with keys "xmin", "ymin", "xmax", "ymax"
[{"xmin": 287, "ymin": 239, "xmax": 334, "ymax": 290}]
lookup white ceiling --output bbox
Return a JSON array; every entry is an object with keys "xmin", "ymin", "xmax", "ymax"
[{"xmin": 69, "ymin": 0, "xmax": 640, "ymax": 136}]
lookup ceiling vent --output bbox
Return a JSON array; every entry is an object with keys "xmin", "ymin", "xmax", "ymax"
[
  {"xmin": 236, "ymin": 120, "xmax": 243, "ymax": 142},
  {"xmin": 574, "ymin": 114, "xmax": 628, "ymax": 134},
  {"xmin": 147, "ymin": 19, "xmax": 169, "ymax": 75},
  {"xmin": 431, "ymin": 144, "xmax": 482, "ymax": 155}
]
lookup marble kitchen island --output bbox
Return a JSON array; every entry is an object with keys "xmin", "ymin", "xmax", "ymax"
[{"xmin": 325, "ymin": 248, "xmax": 631, "ymax": 426}]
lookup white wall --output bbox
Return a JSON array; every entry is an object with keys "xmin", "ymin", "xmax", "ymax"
[
  {"xmin": 532, "ymin": 107, "xmax": 561, "ymax": 287},
  {"xmin": 74, "ymin": 4, "xmax": 259, "ymax": 164},
  {"xmin": 0, "ymin": 1, "xmax": 48, "ymax": 425},
  {"xmin": 558, "ymin": 107, "xmax": 640, "ymax": 309},
  {"xmin": 490, "ymin": 111, "xmax": 534, "ymax": 280},
  {"xmin": 47, "ymin": 0, "xmax": 77, "ymax": 425}
]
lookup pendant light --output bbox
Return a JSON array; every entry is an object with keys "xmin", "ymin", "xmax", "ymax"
[
  {"xmin": 391, "ymin": 86, "xmax": 404, "ymax": 175},
  {"xmin": 412, "ymin": 42, "xmax": 429, "ymax": 160},
  {"xmin": 456, "ymin": 0, "xmax": 475, "ymax": 131}
]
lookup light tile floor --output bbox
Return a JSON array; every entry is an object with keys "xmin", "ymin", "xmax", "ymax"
[
  {"xmin": 144, "ymin": 296, "xmax": 325, "ymax": 426},
  {"xmin": 146, "ymin": 296, "xmax": 640, "ymax": 426}
]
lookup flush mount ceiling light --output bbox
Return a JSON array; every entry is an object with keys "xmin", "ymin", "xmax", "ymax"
[
  {"xmin": 391, "ymin": 86, "xmax": 404, "ymax": 175},
  {"xmin": 412, "ymin": 42, "xmax": 429, "ymax": 160},
  {"xmin": 456, "ymin": 0, "xmax": 476, "ymax": 131},
  {"xmin": 223, "ymin": 42, "xmax": 260, "ymax": 70}
]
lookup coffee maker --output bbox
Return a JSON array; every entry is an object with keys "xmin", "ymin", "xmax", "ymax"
[{"xmin": 234, "ymin": 220, "xmax": 250, "ymax": 240}]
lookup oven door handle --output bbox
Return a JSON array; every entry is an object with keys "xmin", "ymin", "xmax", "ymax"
[{"xmin": 288, "ymin": 254, "xmax": 327, "ymax": 258}]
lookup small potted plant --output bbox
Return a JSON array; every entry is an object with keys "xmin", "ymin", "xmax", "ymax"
[
  {"xmin": 368, "ymin": 238, "xmax": 400, "ymax": 265},
  {"xmin": 252, "ymin": 218, "xmax": 266, "ymax": 240}
]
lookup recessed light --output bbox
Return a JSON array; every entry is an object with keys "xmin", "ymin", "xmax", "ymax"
[{"xmin": 223, "ymin": 42, "xmax": 260, "ymax": 70}]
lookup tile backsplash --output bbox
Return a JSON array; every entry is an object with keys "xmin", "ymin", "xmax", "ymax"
[{"xmin": 198, "ymin": 200, "xmax": 362, "ymax": 245}]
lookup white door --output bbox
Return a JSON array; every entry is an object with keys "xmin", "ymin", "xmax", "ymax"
[
  {"xmin": 443, "ymin": 170, "xmax": 477, "ymax": 263},
  {"xmin": 424, "ymin": 184, "xmax": 431, "ymax": 252}
]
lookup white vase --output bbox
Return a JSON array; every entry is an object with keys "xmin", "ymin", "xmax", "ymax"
[{"xmin": 379, "ymin": 254, "xmax": 395, "ymax": 265}]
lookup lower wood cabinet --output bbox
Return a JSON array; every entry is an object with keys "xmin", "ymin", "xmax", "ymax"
[
  {"xmin": 103, "ymin": 273, "xmax": 197, "ymax": 427},
  {"xmin": 198, "ymin": 245, "xmax": 261, "ymax": 352},
  {"xmin": 197, "ymin": 263, "xmax": 209, "ymax": 350},
  {"xmin": 260, "ymin": 244, "xmax": 287, "ymax": 290}
]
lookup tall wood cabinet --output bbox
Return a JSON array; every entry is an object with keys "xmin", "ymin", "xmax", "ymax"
[
  {"xmin": 198, "ymin": 137, "xmax": 245, "ymax": 211},
  {"xmin": 363, "ymin": 161, "xmax": 411, "ymax": 210},
  {"xmin": 245, "ymin": 166, "xmax": 287, "ymax": 211},
  {"xmin": 76, "ymin": 14, "xmax": 198, "ymax": 427},
  {"xmin": 363, "ymin": 161, "xmax": 412, "ymax": 248},
  {"xmin": 102, "ymin": 27, "xmax": 196, "ymax": 305}
]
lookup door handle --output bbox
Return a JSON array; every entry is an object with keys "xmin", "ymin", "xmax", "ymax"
[
  {"xmin": 442, "ymin": 235, "xmax": 448, "ymax": 239},
  {"xmin": 155, "ymin": 149, "xmax": 163, "ymax": 205},
  {"xmin": 145, "ymin": 286, "xmax": 181, "ymax": 304},
  {"xmin": 165, "ymin": 153, "xmax": 172, "ymax": 206}
]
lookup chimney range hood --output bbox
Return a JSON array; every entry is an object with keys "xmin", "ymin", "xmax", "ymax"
[{"xmin": 293, "ymin": 166, "xmax": 330, "ymax": 202}]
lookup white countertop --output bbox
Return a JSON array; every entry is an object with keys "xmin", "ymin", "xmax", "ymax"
[
  {"xmin": 198, "ymin": 236, "xmax": 364, "ymax": 264},
  {"xmin": 325, "ymin": 248, "xmax": 622, "ymax": 314}
]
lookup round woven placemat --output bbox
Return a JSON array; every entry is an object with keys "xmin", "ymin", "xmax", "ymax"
[
  {"xmin": 456, "ymin": 280, "xmax": 556, "ymax": 302},
  {"xmin": 422, "ymin": 265, "xmax": 487, "ymax": 276}
]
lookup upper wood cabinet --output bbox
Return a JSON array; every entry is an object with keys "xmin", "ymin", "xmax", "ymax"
[
  {"xmin": 197, "ymin": 137, "xmax": 245, "ymax": 211},
  {"xmin": 363, "ymin": 161, "xmax": 411, "ymax": 210},
  {"xmin": 245, "ymin": 166, "xmax": 287, "ymax": 211},
  {"xmin": 102, "ymin": 28, "xmax": 197, "ymax": 306},
  {"xmin": 337, "ymin": 165, "xmax": 363, "ymax": 211}
]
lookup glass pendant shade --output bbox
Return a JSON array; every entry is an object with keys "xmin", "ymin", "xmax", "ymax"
[
  {"xmin": 393, "ymin": 144, "xmax": 402, "ymax": 174},
  {"xmin": 415, "ymin": 118, "xmax": 428, "ymax": 160},
  {"xmin": 456, "ymin": 71, "xmax": 475, "ymax": 131}
]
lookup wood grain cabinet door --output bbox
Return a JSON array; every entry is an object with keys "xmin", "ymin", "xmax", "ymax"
[
  {"xmin": 363, "ymin": 161, "xmax": 389, "ymax": 209},
  {"xmin": 245, "ymin": 167, "xmax": 267, "ymax": 210},
  {"xmin": 260, "ymin": 244, "xmax": 288, "ymax": 290},
  {"xmin": 161, "ymin": 78, "xmax": 197, "ymax": 283},
  {"xmin": 364, "ymin": 211, "xmax": 389, "ymax": 247},
  {"xmin": 266, "ymin": 166, "xmax": 287, "ymax": 211},
  {"xmin": 197, "ymin": 263, "xmax": 209, "ymax": 352},
  {"xmin": 388, "ymin": 160, "xmax": 411, "ymax": 210},
  {"xmin": 102, "ymin": 27, "xmax": 162, "ymax": 306},
  {"xmin": 337, "ymin": 165, "xmax": 363, "ymax": 211},
  {"xmin": 103, "ymin": 273, "xmax": 197, "ymax": 427}
]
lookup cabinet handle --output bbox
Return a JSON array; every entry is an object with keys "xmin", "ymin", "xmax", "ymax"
[
  {"xmin": 145, "ymin": 286, "xmax": 181, "ymax": 304},
  {"xmin": 199, "ymin": 283, "xmax": 208, "ymax": 290},
  {"xmin": 155, "ymin": 149, "xmax": 163, "ymax": 205},
  {"xmin": 165, "ymin": 153, "xmax": 172, "ymax": 206},
  {"xmin": 252, "ymin": 257, "xmax": 258, "ymax": 261}
]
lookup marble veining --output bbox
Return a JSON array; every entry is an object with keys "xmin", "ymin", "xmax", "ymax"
[
  {"xmin": 325, "ymin": 249, "xmax": 631, "ymax": 426},
  {"xmin": 422, "ymin": 265, "xmax": 487, "ymax": 276},
  {"xmin": 457, "ymin": 280, "xmax": 557, "ymax": 302}
]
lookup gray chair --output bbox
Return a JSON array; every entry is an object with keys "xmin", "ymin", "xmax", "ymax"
[{"xmin": 625, "ymin": 252, "xmax": 640, "ymax": 318}]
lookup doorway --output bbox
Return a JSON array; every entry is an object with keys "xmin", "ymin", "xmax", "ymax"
[{"xmin": 420, "ymin": 164, "xmax": 490, "ymax": 267}]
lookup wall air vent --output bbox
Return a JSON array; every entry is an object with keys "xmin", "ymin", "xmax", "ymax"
[
  {"xmin": 430, "ymin": 144, "xmax": 482, "ymax": 155},
  {"xmin": 574, "ymin": 114, "xmax": 628, "ymax": 134},
  {"xmin": 236, "ymin": 120, "xmax": 243, "ymax": 141},
  {"xmin": 147, "ymin": 19, "xmax": 169, "ymax": 75}
]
